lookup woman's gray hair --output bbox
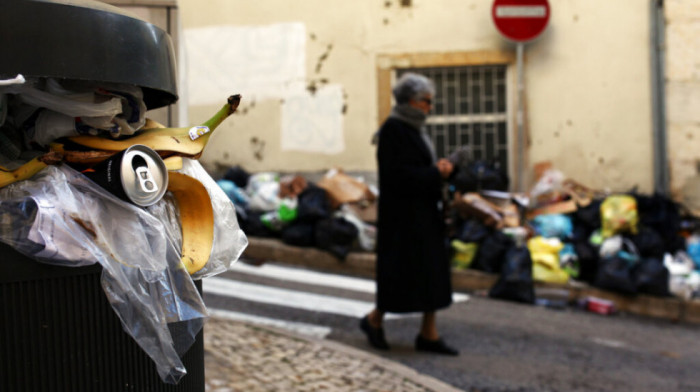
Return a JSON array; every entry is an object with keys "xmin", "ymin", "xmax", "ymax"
[{"xmin": 392, "ymin": 72, "xmax": 435, "ymax": 104}]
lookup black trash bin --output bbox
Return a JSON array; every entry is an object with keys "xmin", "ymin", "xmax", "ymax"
[
  {"xmin": 0, "ymin": 1, "xmax": 204, "ymax": 390},
  {"xmin": 0, "ymin": 242, "xmax": 205, "ymax": 391}
]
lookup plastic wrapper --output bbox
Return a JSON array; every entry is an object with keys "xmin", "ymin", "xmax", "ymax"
[{"xmin": 0, "ymin": 160, "xmax": 246, "ymax": 384}]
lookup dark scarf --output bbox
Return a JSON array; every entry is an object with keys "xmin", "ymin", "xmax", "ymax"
[{"xmin": 384, "ymin": 104, "xmax": 437, "ymax": 163}]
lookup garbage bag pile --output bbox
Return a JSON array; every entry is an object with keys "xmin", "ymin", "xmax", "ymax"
[
  {"xmin": 0, "ymin": 75, "xmax": 247, "ymax": 384},
  {"xmin": 450, "ymin": 163, "xmax": 700, "ymax": 304},
  {"xmin": 219, "ymin": 166, "xmax": 378, "ymax": 260},
  {"xmin": 228, "ymin": 156, "xmax": 700, "ymax": 305}
]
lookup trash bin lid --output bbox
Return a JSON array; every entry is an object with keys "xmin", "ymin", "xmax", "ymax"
[{"xmin": 0, "ymin": 0, "xmax": 178, "ymax": 110}]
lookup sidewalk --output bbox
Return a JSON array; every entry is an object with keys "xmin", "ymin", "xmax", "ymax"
[{"xmin": 203, "ymin": 316, "xmax": 463, "ymax": 392}]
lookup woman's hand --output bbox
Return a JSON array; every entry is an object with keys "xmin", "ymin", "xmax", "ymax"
[{"xmin": 437, "ymin": 158, "xmax": 454, "ymax": 179}]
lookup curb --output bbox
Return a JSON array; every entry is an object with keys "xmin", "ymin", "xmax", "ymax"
[
  {"xmin": 210, "ymin": 314, "xmax": 465, "ymax": 392},
  {"xmin": 243, "ymin": 236, "xmax": 700, "ymax": 325}
]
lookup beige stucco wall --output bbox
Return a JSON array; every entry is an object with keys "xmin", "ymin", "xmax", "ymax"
[
  {"xmin": 178, "ymin": 0, "xmax": 654, "ymax": 193},
  {"xmin": 666, "ymin": 0, "xmax": 700, "ymax": 203},
  {"xmin": 526, "ymin": 1, "xmax": 653, "ymax": 193}
]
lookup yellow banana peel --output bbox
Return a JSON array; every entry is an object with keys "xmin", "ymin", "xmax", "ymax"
[
  {"xmin": 168, "ymin": 171, "xmax": 214, "ymax": 275},
  {"xmin": 163, "ymin": 156, "xmax": 183, "ymax": 171},
  {"xmin": 0, "ymin": 151, "xmax": 62, "ymax": 188},
  {"xmin": 64, "ymin": 95, "xmax": 241, "ymax": 159}
]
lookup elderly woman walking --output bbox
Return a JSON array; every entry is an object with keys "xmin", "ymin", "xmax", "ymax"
[{"xmin": 360, "ymin": 72, "xmax": 458, "ymax": 356}]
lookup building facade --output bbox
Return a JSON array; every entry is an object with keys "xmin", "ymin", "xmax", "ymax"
[{"xmin": 110, "ymin": 0, "xmax": 700, "ymax": 201}]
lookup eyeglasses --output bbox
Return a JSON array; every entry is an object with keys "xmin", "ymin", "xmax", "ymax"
[{"xmin": 420, "ymin": 98, "xmax": 433, "ymax": 105}]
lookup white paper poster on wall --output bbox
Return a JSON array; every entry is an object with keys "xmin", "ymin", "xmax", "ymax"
[
  {"xmin": 281, "ymin": 85, "xmax": 345, "ymax": 154},
  {"xmin": 184, "ymin": 23, "xmax": 306, "ymax": 106}
]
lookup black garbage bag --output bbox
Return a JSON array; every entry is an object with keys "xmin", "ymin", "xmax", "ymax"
[
  {"xmin": 627, "ymin": 226, "xmax": 665, "ymax": 258},
  {"xmin": 451, "ymin": 160, "xmax": 509, "ymax": 193},
  {"xmin": 281, "ymin": 222, "xmax": 317, "ymax": 247},
  {"xmin": 573, "ymin": 199, "xmax": 603, "ymax": 232},
  {"xmin": 633, "ymin": 192, "xmax": 684, "ymax": 254},
  {"xmin": 471, "ymin": 229, "xmax": 514, "ymax": 273},
  {"xmin": 238, "ymin": 209, "xmax": 276, "ymax": 238},
  {"xmin": 633, "ymin": 257, "xmax": 671, "ymax": 297},
  {"xmin": 574, "ymin": 240, "xmax": 599, "ymax": 284},
  {"xmin": 455, "ymin": 218, "xmax": 490, "ymax": 243},
  {"xmin": 489, "ymin": 246, "xmax": 535, "ymax": 304},
  {"xmin": 315, "ymin": 217, "xmax": 358, "ymax": 260},
  {"xmin": 593, "ymin": 255, "xmax": 637, "ymax": 295},
  {"xmin": 297, "ymin": 184, "xmax": 332, "ymax": 223},
  {"xmin": 223, "ymin": 165, "xmax": 251, "ymax": 189}
]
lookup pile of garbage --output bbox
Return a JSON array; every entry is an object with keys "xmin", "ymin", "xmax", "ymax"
[
  {"xmin": 449, "ymin": 161, "xmax": 700, "ymax": 304},
  {"xmin": 218, "ymin": 166, "xmax": 377, "ymax": 261},
  {"xmin": 221, "ymin": 155, "xmax": 700, "ymax": 305}
]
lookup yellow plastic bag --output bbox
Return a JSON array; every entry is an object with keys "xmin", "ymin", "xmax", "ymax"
[
  {"xmin": 600, "ymin": 195, "xmax": 638, "ymax": 238},
  {"xmin": 451, "ymin": 240, "xmax": 479, "ymax": 270},
  {"xmin": 527, "ymin": 236, "xmax": 569, "ymax": 284}
]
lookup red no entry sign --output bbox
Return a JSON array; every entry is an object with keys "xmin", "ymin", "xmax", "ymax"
[{"xmin": 492, "ymin": 0, "xmax": 550, "ymax": 42}]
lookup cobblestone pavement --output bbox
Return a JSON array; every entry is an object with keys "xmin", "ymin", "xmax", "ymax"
[{"xmin": 204, "ymin": 317, "xmax": 463, "ymax": 392}]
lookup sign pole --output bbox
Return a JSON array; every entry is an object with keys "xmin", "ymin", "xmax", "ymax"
[
  {"xmin": 491, "ymin": 0, "xmax": 550, "ymax": 192},
  {"xmin": 516, "ymin": 42, "xmax": 525, "ymax": 192}
]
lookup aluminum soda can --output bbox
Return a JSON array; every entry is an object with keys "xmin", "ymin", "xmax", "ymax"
[{"xmin": 84, "ymin": 144, "xmax": 168, "ymax": 207}]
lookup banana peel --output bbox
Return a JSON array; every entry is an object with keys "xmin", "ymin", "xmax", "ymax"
[
  {"xmin": 163, "ymin": 156, "xmax": 183, "ymax": 171},
  {"xmin": 0, "ymin": 151, "xmax": 62, "ymax": 188},
  {"xmin": 12, "ymin": 95, "xmax": 242, "ymax": 275},
  {"xmin": 62, "ymin": 95, "xmax": 241, "ymax": 159},
  {"xmin": 168, "ymin": 171, "xmax": 215, "ymax": 275}
]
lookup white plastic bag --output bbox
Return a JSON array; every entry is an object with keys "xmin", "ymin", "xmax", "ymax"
[
  {"xmin": 0, "ymin": 164, "xmax": 206, "ymax": 384},
  {"xmin": 336, "ymin": 204, "xmax": 376, "ymax": 251},
  {"xmin": 144, "ymin": 159, "xmax": 248, "ymax": 280},
  {"xmin": 246, "ymin": 172, "xmax": 281, "ymax": 212}
]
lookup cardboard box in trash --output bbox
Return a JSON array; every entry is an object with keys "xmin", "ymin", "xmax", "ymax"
[
  {"xmin": 317, "ymin": 169, "xmax": 376, "ymax": 210},
  {"xmin": 452, "ymin": 192, "xmax": 520, "ymax": 228}
]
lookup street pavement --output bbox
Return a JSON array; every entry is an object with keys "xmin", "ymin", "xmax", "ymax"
[
  {"xmin": 201, "ymin": 260, "xmax": 467, "ymax": 391},
  {"xmin": 203, "ymin": 315, "xmax": 464, "ymax": 392}
]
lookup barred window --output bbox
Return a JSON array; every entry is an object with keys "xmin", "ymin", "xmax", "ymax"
[{"xmin": 397, "ymin": 66, "xmax": 509, "ymax": 171}]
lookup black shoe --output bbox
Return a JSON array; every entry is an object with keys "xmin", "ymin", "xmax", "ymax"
[
  {"xmin": 359, "ymin": 316, "xmax": 390, "ymax": 350},
  {"xmin": 415, "ymin": 334, "xmax": 459, "ymax": 356}
]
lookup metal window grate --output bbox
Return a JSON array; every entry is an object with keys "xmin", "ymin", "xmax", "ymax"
[{"xmin": 397, "ymin": 66, "xmax": 508, "ymax": 170}]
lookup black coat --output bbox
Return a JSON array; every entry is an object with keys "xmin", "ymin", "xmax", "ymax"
[{"xmin": 375, "ymin": 117, "xmax": 453, "ymax": 313}]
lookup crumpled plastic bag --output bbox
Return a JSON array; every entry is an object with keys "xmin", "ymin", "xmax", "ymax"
[
  {"xmin": 529, "ymin": 169, "xmax": 566, "ymax": 205},
  {"xmin": 261, "ymin": 197, "xmax": 299, "ymax": 231},
  {"xmin": 600, "ymin": 195, "xmax": 638, "ymax": 238},
  {"xmin": 527, "ymin": 236, "xmax": 569, "ymax": 284},
  {"xmin": 245, "ymin": 172, "xmax": 280, "ymax": 212},
  {"xmin": 152, "ymin": 159, "xmax": 248, "ymax": 280},
  {"xmin": 336, "ymin": 204, "xmax": 376, "ymax": 251},
  {"xmin": 451, "ymin": 240, "xmax": 478, "ymax": 269},
  {"xmin": 0, "ymin": 159, "xmax": 246, "ymax": 384},
  {"xmin": 530, "ymin": 213, "xmax": 573, "ymax": 240},
  {"xmin": 0, "ymin": 77, "xmax": 147, "ymax": 146}
]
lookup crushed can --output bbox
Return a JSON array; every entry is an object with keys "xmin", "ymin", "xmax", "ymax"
[{"xmin": 84, "ymin": 144, "xmax": 168, "ymax": 207}]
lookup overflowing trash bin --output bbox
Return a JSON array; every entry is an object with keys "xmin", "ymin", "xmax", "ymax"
[{"xmin": 0, "ymin": 0, "xmax": 248, "ymax": 389}]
